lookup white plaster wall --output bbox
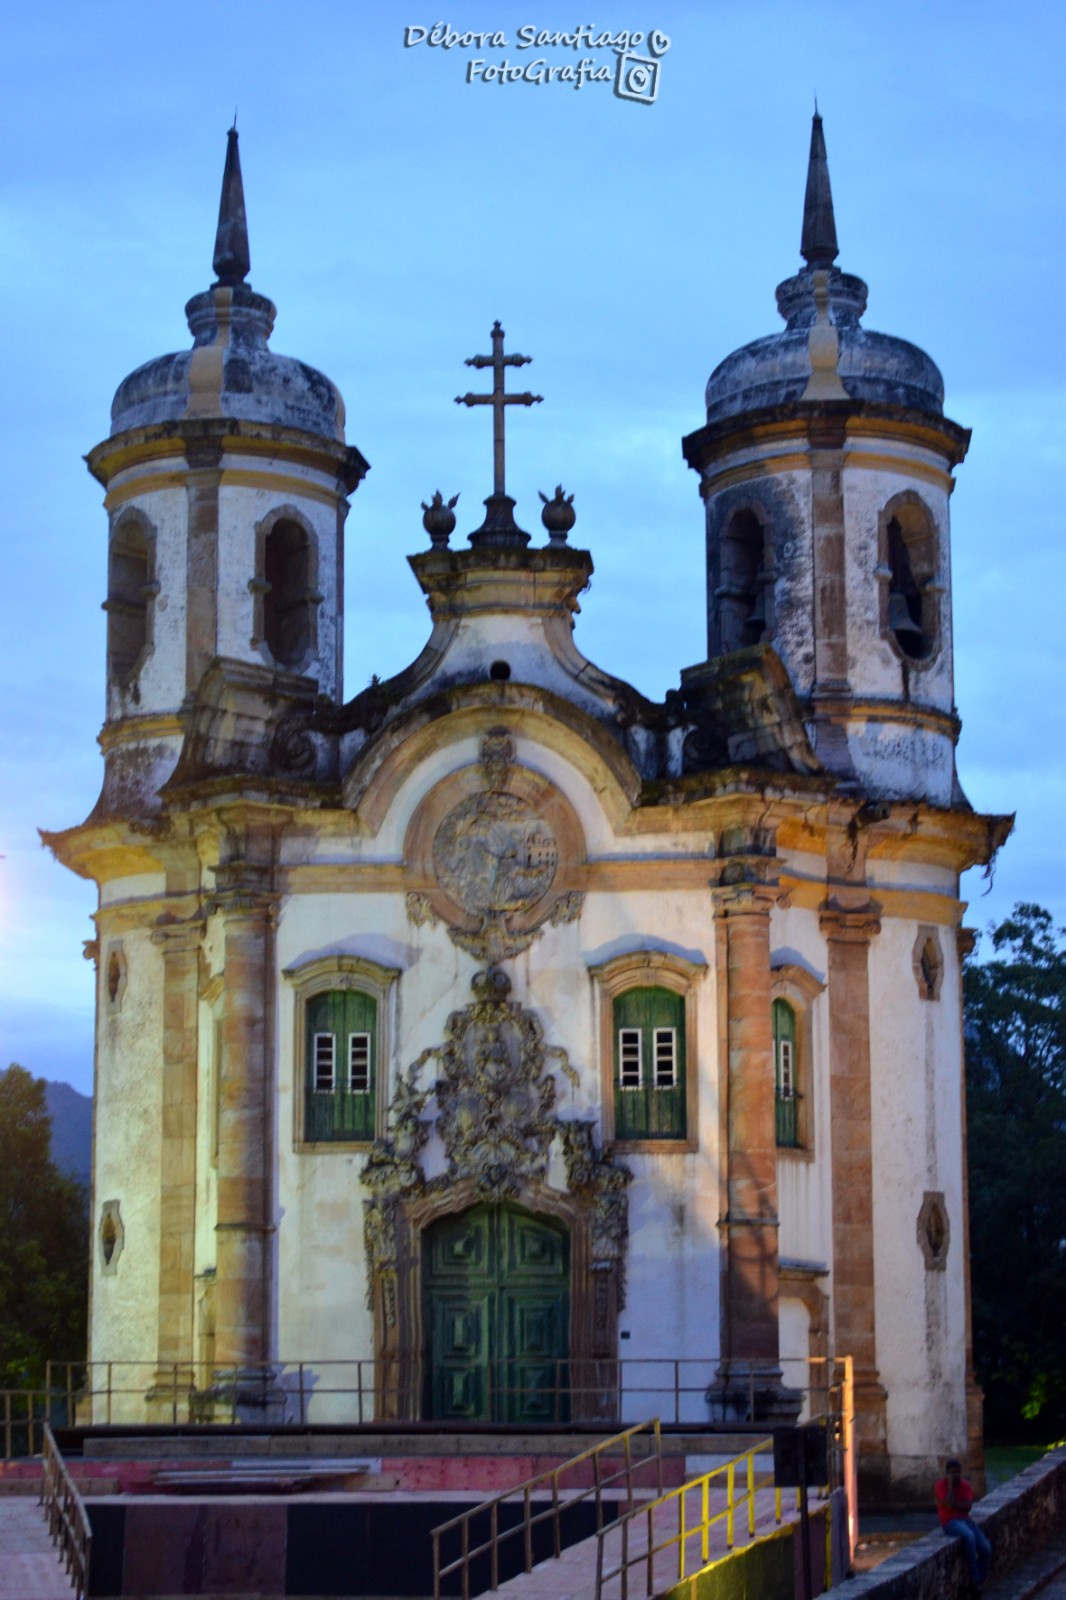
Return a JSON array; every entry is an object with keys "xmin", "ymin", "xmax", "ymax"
[
  {"xmin": 844, "ymin": 719, "xmax": 956, "ymax": 805},
  {"xmin": 425, "ymin": 613, "xmax": 639, "ymax": 731},
  {"xmin": 99, "ymin": 873, "xmax": 166, "ymax": 907},
  {"xmin": 779, "ymin": 1297, "xmax": 812, "ymax": 1408},
  {"xmin": 868, "ymin": 913, "xmax": 969, "ymax": 1466},
  {"xmin": 91, "ymin": 925, "xmax": 164, "ymax": 1411},
  {"xmin": 621, "ymin": 1154, "xmax": 720, "ymax": 1421}
]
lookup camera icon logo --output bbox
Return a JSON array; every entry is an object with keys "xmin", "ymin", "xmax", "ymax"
[{"xmin": 614, "ymin": 50, "xmax": 661, "ymax": 104}]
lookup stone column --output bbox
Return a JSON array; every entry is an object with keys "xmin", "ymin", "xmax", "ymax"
[
  {"xmin": 211, "ymin": 854, "xmax": 277, "ymax": 1402},
  {"xmin": 711, "ymin": 876, "xmax": 784, "ymax": 1417},
  {"xmin": 147, "ymin": 915, "xmax": 203, "ymax": 1415},
  {"xmin": 820, "ymin": 896, "xmax": 888, "ymax": 1495}
]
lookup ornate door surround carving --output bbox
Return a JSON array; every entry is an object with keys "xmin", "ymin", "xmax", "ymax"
[{"xmin": 362, "ymin": 966, "xmax": 631, "ymax": 1420}]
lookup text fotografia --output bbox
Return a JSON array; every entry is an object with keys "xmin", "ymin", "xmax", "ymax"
[{"xmin": 403, "ymin": 24, "xmax": 671, "ymax": 104}]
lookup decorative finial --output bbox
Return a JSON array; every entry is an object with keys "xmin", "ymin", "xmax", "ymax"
[
  {"xmin": 800, "ymin": 110, "xmax": 839, "ymax": 270},
  {"xmin": 539, "ymin": 486, "xmax": 575, "ymax": 546},
  {"xmin": 421, "ymin": 491, "xmax": 459, "ymax": 548},
  {"xmin": 213, "ymin": 125, "xmax": 251, "ymax": 287},
  {"xmin": 456, "ymin": 322, "xmax": 542, "ymax": 549}
]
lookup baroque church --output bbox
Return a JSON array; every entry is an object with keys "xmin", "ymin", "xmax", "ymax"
[{"xmin": 46, "ymin": 118, "xmax": 1009, "ymax": 1503}]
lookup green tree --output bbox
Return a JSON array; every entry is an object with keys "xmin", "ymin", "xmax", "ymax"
[
  {"xmin": 0, "ymin": 1065, "xmax": 88, "ymax": 1388},
  {"xmin": 964, "ymin": 904, "xmax": 1066, "ymax": 1440}
]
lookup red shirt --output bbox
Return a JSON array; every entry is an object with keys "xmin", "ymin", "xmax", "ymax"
[{"xmin": 935, "ymin": 1475, "xmax": 974, "ymax": 1527}]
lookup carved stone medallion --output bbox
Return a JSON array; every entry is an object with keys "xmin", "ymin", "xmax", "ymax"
[
  {"xmin": 407, "ymin": 728, "xmax": 584, "ymax": 962},
  {"xmin": 433, "ymin": 793, "xmax": 558, "ymax": 917}
]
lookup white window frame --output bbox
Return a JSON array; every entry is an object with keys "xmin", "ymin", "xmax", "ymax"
[
  {"xmin": 313, "ymin": 1032, "xmax": 336, "ymax": 1093},
  {"xmin": 348, "ymin": 1031, "xmax": 372, "ymax": 1094},
  {"xmin": 618, "ymin": 1027, "xmax": 643, "ymax": 1089},
  {"xmin": 776, "ymin": 1035, "xmax": 795, "ymax": 1099},
  {"xmin": 284, "ymin": 953, "xmax": 402, "ymax": 1152},
  {"xmin": 653, "ymin": 1027, "xmax": 678, "ymax": 1088}
]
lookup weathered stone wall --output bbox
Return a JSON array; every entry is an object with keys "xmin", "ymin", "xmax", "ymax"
[{"xmin": 830, "ymin": 1446, "xmax": 1066, "ymax": 1597}]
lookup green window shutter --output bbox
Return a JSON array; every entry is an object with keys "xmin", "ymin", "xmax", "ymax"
[
  {"xmin": 613, "ymin": 987, "xmax": 685, "ymax": 1140},
  {"xmin": 305, "ymin": 989, "xmax": 378, "ymax": 1142},
  {"xmin": 772, "ymin": 999, "xmax": 799, "ymax": 1148}
]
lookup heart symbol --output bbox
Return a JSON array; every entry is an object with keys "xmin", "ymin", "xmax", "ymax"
[{"xmin": 649, "ymin": 29, "xmax": 671, "ymax": 56}]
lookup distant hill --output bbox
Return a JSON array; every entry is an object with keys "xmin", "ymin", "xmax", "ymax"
[{"xmin": 44, "ymin": 1080, "xmax": 92, "ymax": 1190}]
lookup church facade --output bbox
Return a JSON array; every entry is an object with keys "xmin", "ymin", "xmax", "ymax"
[{"xmin": 47, "ymin": 120, "xmax": 1008, "ymax": 1502}]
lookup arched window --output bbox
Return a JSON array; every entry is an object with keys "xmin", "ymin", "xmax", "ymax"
[
  {"xmin": 769, "ymin": 962, "xmax": 824, "ymax": 1156},
  {"xmin": 613, "ymin": 986, "xmax": 686, "ymax": 1141},
  {"xmin": 880, "ymin": 496, "xmax": 940, "ymax": 662},
  {"xmin": 306, "ymin": 988, "xmax": 377, "ymax": 1143},
  {"xmin": 772, "ymin": 999, "xmax": 799, "ymax": 1148},
  {"xmin": 263, "ymin": 517, "xmax": 313, "ymax": 668},
  {"xmin": 284, "ymin": 954, "xmax": 400, "ymax": 1150},
  {"xmin": 105, "ymin": 516, "xmax": 154, "ymax": 684},
  {"xmin": 590, "ymin": 949, "xmax": 706, "ymax": 1151},
  {"xmin": 718, "ymin": 508, "xmax": 768, "ymax": 654}
]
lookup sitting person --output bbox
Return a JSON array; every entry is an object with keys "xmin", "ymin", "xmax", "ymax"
[{"xmin": 935, "ymin": 1457, "xmax": 991, "ymax": 1592}]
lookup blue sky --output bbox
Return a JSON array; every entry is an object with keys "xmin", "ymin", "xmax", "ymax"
[{"xmin": 2, "ymin": 2, "xmax": 1064, "ymax": 1093}]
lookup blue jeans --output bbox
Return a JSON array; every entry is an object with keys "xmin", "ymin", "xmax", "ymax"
[{"xmin": 944, "ymin": 1517, "xmax": 991, "ymax": 1586}]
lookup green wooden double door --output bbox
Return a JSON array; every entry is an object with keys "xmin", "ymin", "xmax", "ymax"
[{"xmin": 423, "ymin": 1204, "xmax": 571, "ymax": 1424}]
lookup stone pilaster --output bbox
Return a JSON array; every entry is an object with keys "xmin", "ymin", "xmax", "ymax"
[
  {"xmin": 820, "ymin": 895, "xmax": 888, "ymax": 1495},
  {"xmin": 210, "ymin": 853, "xmax": 277, "ymax": 1393},
  {"xmin": 184, "ymin": 438, "xmax": 222, "ymax": 693},
  {"xmin": 956, "ymin": 925, "xmax": 985, "ymax": 1492},
  {"xmin": 711, "ymin": 865, "xmax": 787, "ymax": 1417},
  {"xmin": 808, "ymin": 416, "xmax": 853, "ymax": 776},
  {"xmin": 147, "ymin": 915, "xmax": 203, "ymax": 1412}
]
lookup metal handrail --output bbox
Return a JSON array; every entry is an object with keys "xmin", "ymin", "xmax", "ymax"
[
  {"xmin": 595, "ymin": 1435, "xmax": 814, "ymax": 1598},
  {"xmin": 596, "ymin": 1357, "xmax": 857, "ymax": 1597},
  {"xmin": 30, "ymin": 1353, "xmax": 801, "ymax": 1434},
  {"xmin": 431, "ymin": 1418, "xmax": 663, "ymax": 1600},
  {"xmin": 40, "ymin": 1422, "xmax": 92, "ymax": 1600}
]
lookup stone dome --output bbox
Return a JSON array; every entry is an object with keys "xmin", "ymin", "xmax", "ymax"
[
  {"xmin": 705, "ymin": 111, "xmax": 944, "ymax": 426},
  {"xmin": 109, "ymin": 126, "xmax": 345, "ymax": 443},
  {"xmin": 110, "ymin": 284, "xmax": 346, "ymax": 441},
  {"xmin": 704, "ymin": 266, "xmax": 945, "ymax": 424}
]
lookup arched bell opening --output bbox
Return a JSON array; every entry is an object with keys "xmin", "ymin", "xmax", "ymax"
[
  {"xmin": 878, "ymin": 493, "xmax": 941, "ymax": 665},
  {"xmin": 716, "ymin": 506, "xmax": 771, "ymax": 654}
]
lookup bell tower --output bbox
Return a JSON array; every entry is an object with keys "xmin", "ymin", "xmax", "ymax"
[
  {"xmin": 86, "ymin": 128, "xmax": 368, "ymax": 815},
  {"xmin": 683, "ymin": 113, "xmax": 970, "ymax": 804}
]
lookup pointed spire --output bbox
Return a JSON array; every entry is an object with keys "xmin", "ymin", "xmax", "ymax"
[
  {"xmin": 212, "ymin": 124, "xmax": 250, "ymax": 287},
  {"xmin": 800, "ymin": 110, "xmax": 839, "ymax": 269}
]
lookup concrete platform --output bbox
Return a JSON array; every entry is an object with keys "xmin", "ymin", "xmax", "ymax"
[{"xmin": 0, "ymin": 1498, "xmax": 74, "ymax": 1598}]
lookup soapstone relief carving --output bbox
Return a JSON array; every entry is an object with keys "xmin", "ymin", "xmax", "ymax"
[
  {"xmin": 429, "ymin": 728, "xmax": 584, "ymax": 962},
  {"xmin": 361, "ymin": 966, "xmax": 630, "ymax": 1311},
  {"xmin": 405, "ymin": 892, "xmax": 440, "ymax": 928}
]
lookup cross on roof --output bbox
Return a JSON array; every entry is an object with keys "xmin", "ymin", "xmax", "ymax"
[{"xmin": 455, "ymin": 321, "xmax": 542, "ymax": 499}]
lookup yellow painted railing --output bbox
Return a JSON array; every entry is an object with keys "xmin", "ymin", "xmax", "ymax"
[
  {"xmin": 431, "ymin": 1418, "xmax": 663, "ymax": 1600},
  {"xmin": 595, "ymin": 1435, "xmax": 800, "ymax": 1598},
  {"xmin": 595, "ymin": 1359, "xmax": 854, "ymax": 1598}
]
